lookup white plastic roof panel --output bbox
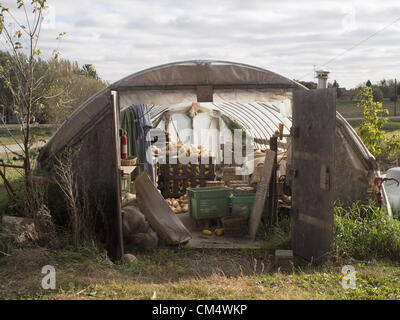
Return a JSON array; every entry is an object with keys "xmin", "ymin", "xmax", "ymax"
[{"xmin": 146, "ymin": 101, "xmax": 292, "ymax": 148}]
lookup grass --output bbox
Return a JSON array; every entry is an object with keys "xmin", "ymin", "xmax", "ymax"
[
  {"xmin": 347, "ymin": 119, "xmax": 400, "ymax": 132},
  {"xmin": 337, "ymin": 99, "xmax": 398, "ymax": 118},
  {"xmin": 333, "ymin": 201, "xmax": 400, "ymax": 261},
  {"xmin": 0, "ymin": 159, "xmax": 25, "ymax": 214},
  {"xmin": 0, "ymin": 125, "xmax": 56, "ymax": 146},
  {"xmin": 0, "ymin": 148, "xmax": 41, "ymax": 214},
  {"xmin": 1, "ymin": 206, "xmax": 399, "ymax": 300},
  {"xmin": 0, "ymin": 244, "xmax": 399, "ymax": 300}
]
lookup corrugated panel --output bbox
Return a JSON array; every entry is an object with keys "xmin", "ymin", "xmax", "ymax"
[{"xmin": 149, "ymin": 101, "xmax": 292, "ymax": 147}]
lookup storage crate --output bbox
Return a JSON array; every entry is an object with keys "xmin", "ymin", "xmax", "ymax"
[
  {"xmin": 232, "ymin": 186, "xmax": 255, "ymax": 194},
  {"xmin": 230, "ymin": 193, "xmax": 270, "ymax": 217},
  {"xmin": 187, "ymin": 187, "xmax": 232, "ymax": 219},
  {"xmin": 227, "ymin": 180, "xmax": 249, "ymax": 187},
  {"xmin": 205, "ymin": 180, "xmax": 225, "ymax": 187},
  {"xmin": 221, "ymin": 216, "xmax": 248, "ymax": 237},
  {"xmin": 223, "ymin": 167, "xmax": 244, "ymax": 183},
  {"xmin": 158, "ymin": 155, "xmax": 216, "ymax": 198}
]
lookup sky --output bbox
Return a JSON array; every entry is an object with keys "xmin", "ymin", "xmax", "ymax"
[{"xmin": 1, "ymin": 0, "xmax": 400, "ymax": 88}]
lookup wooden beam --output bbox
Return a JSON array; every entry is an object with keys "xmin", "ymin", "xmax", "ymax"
[{"xmin": 249, "ymin": 150, "xmax": 276, "ymax": 240}]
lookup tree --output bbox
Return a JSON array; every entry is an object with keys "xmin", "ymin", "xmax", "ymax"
[
  {"xmin": 372, "ymin": 86, "xmax": 383, "ymax": 102},
  {"xmin": 357, "ymin": 85, "xmax": 400, "ymax": 160},
  {"xmin": 0, "ymin": 0, "xmax": 64, "ymax": 189},
  {"xmin": 332, "ymin": 80, "xmax": 342, "ymax": 97},
  {"xmin": 35, "ymin": 59, "xmax": 107, "ymax": 124},
  {"xmin": 81, "ymin": 63, "xmax": 98, "ymax": 79},
  {"xmin": 356, "ymin": 85, "xmax": 387, "ymax": 157},
  {"xmin": 295, "ymin": 80, "xmax": 317, "ymax": 90}
]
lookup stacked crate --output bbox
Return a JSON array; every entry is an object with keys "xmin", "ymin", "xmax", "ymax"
[
  {"xmin": 158, "ymin": 156, "xmax": 216, "ymax": 198},
  {"xmin": 230, "ymin": 193, "xmax": 270, "ymax": 217},
  {"xmin": 187, "ymin": 186, "xmax": 232, "ymax": 219}
]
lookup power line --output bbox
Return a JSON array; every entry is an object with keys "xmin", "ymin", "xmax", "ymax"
[{"xmin": 297, "ymin": 15, "xmax": 400, "ymax": 81}]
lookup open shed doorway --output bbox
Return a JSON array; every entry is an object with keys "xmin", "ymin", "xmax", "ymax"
[{"xmin": 119, "ymin": 97, "xmax": 294, "ymax": 250}]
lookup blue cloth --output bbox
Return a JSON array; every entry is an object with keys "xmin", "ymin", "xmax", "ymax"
[{"xmin": 130, "ymin": 104, "xmax": 155, "ymax": 184}]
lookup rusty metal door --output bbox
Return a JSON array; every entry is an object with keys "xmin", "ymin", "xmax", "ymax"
[{"xmin": 291, "ymin": 88, "xmax": 336, "ymax": 262}]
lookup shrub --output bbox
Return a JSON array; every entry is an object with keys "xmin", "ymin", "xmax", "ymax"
[
  {"xmin": 333, "ymin": 200, "xmax": 400, "ymax": 261},
  {"xmin": 356, "ymin": 85, "xmax": 400, "ymax": 161}
]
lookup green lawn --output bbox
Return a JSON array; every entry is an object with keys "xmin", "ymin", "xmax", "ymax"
[
  {"xmin": 337, "ymin": 99, "xmax": 399, "ymax": 118},
  {"xmin": 0, "ymin": 159, "xmax": 25, "ymax": 214},
  {"xmin": 0, "ymin": 125, "xmax": 56, "ymax": 146},
  {"xmin": 346, "ymin": 119, "xmax": 400, "ymax": 131}
]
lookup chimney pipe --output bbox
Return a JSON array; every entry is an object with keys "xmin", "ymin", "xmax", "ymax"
[{"xmin": 315, "ymin": 69, "xmax": 330, "ymax": 89}]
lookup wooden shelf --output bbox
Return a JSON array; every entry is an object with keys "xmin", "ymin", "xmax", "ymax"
[{"xmin": 121, "ymin": 166, "xmax": 136, "ymax": 175}]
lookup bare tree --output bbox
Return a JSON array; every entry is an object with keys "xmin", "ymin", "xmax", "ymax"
[{"xmin": 0, "ymin": 0, "xmax": 63, "ymax": 189}]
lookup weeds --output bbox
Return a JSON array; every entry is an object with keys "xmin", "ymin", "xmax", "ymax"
[
  {"xmin": 52, "ymin": 146, "xmax": 101, "ymax": 249},
  {"xmin": 333, "ymin": 200, "xmax": 400, "ymax": 261},
  {"xmin": 262, "ymin": 216, "xmax": 291, "ymax": 250}
]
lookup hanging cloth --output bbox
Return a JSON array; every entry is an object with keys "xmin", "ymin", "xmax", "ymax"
[{"xmin": 130, "ymin": 104, "xmax": 155, "ymax": 184}]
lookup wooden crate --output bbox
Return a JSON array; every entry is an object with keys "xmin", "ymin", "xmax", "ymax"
[
  {"xmin": 158, "ymin": 156, "xmax": 216, "ymax": 198},
  {"xmin": 221, "ymin": 216, "xmax": 248, "ymax": 237}
]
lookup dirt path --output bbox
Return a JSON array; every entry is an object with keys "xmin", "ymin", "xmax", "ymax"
[{"xmin": 0, "ymin": 141, "xmax": 46, "ymax": 155}]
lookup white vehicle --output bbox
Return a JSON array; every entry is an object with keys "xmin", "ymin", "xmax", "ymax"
[{"xmin": 383, "ymin": 167, "xmax": 400, "ymax": 217}]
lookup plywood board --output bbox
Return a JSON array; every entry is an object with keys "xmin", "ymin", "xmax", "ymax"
[
  {"xmin": 249, "ymin": 150, "xmax": 276, "ymax": 240},
  {"xmin": 185, "ymin": 232, "xmax": 263, "ymax": 249}
]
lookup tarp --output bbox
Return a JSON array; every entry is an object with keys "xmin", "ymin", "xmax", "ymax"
[{"xmin": 135, "ymin": 172, "xmax": 191, "ymax": 245}]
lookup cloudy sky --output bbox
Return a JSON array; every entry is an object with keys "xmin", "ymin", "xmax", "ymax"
[{"xmin": 2, "ymin": 0, "xmax": 400, "ymax": 88}]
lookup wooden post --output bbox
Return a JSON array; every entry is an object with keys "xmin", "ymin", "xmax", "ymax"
[
  {"xmin": 249, "ymin": 150, "xmax": 276, "ymax": 241},
  {"xmin": 268, "ymin": 136, "xmax": 278, "ymax": 226}
]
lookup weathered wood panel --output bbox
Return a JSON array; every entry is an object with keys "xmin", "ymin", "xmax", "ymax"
[
  {"xmin": 249, "ymin": 150, "xmax": 276, "ymax": 240},
  {"xmin": 291, "ymin": 88, "xmax": 336, "ymax": 262},
  {"xmin": 74, "ymin": 101, "xmax": 123, "ymax": 260}
]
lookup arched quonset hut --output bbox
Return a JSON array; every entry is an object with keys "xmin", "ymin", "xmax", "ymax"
[{"xmin": 36, "ymin": 60, "xmax": 380, "ymax": 260}]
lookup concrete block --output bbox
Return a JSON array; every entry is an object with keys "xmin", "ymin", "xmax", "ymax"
[{"xmin": 275, "ymin": 249, "xmax": 293, "ymax": 272}]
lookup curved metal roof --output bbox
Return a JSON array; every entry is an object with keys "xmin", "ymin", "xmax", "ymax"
[{"xmin": 111, "ymin": 60, "xmax": 307, "ymax": 89}]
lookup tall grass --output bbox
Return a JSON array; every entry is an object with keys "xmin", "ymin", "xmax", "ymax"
[
  {"xmin": 262, "ymin": 216, "xmax": 291, "ymax": 250},
  {"xmin": 333, "ymin": 200, "xmax": 400, "ymax": 261}
]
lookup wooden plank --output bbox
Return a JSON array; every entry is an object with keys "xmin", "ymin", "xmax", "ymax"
[
  {"xmin": 111, "ymin": 92, "xmax": 124, "ymax": 260},
  {"xmin": 249, "ymin": 149, "xmax": 276, "ymax": 240},
  {"xmin": 75, "ymin": 104, "xmax": 123, "ymax": 261},
  {"xmin": 196, "ymin": 85, "xmax": 213, "ymax": 102}
]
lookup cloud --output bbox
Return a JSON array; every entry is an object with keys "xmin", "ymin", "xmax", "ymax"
[{"xmin": 1, "ymin": 0, "xmax": 400, "ymax": 88}]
